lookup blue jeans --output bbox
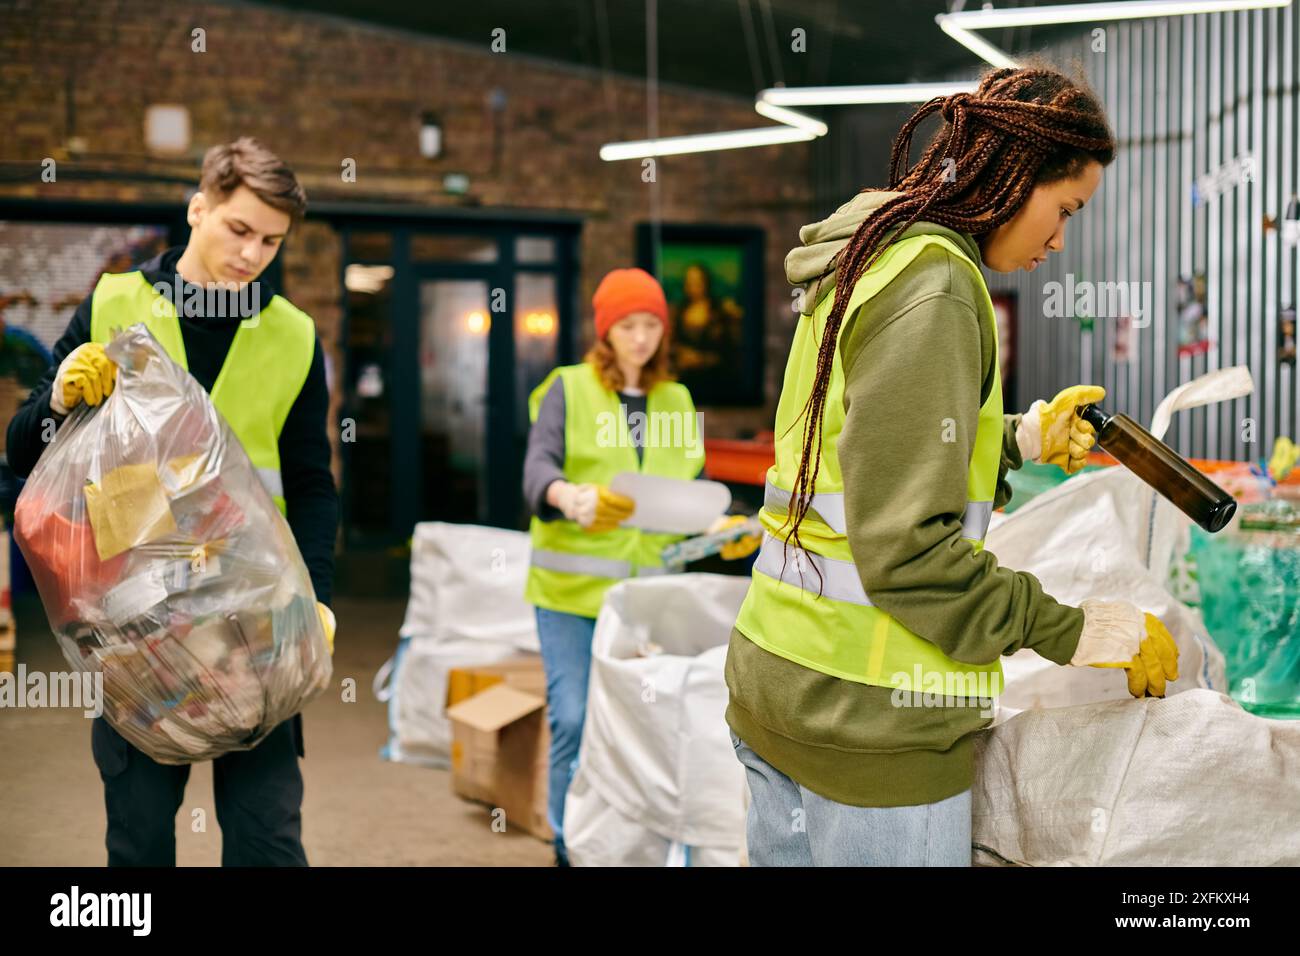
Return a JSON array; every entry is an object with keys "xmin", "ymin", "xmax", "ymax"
[
  {"xmin": 535, "ymin": 607, "xmax": 598, "ymax": 859},
  {"xmin": 730, "ymin": 730, "xmax": 972, "ymax": 867}
]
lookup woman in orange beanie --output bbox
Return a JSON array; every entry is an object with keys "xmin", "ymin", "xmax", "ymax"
[{"xmin": 522, "ymin": 266, "xmax": 756, "ymax": 866}]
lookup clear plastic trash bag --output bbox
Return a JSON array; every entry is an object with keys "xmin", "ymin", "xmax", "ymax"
[{"xmin": 14, "ymin": 324, "xmax": 331, "ymax": 763}]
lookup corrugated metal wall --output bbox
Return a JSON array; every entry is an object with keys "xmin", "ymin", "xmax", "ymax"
[{"xmin": 985, "ymin": 5, "xmax": 1300, "ymax": 461}]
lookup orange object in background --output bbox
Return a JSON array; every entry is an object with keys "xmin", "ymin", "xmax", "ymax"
[
  {"xmin": 1086, "ymin": 449, "xmax": 1247, "ymax": 475},
  {"xmin": 702, "ymin": 434, "xmax": 775, "ymax": 486},
  {"xmin": 1088, "ymin": 449, "xmax": 1298, "ymax": 505},
  {"xmin": 13, "ymin": 494, "xmax": 127, "ymax": 629}
]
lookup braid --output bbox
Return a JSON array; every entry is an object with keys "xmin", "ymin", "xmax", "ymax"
[{"xmin": 779, "ymin": 65, "xmax": 1115, "ymax": 594}]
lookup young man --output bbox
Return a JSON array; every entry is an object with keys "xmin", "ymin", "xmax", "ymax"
[{"xmin": 6, "ymin": 137, "xmax": 339, "ymax": 867}]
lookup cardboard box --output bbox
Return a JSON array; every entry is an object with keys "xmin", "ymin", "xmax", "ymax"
[
  {"xmin": 446, "ymin": 657, "xmax": 552, "ymax": 841},
  {"xmin": 445, "ymin": 655, "xmax": 545, "ymax": 707}
]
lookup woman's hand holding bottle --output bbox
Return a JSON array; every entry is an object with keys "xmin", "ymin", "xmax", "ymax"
[{"xmin": 1016, "ymin": 384, "xmax": 1105, "ymax": 474}]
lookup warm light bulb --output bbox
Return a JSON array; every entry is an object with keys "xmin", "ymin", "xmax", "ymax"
[
  {"xmin": 524, "ymin": 311, "xmax": 555, "ymax": 335},
  {"xmin": 466, "ymin": 311, "xmax": 489, "ymax": 334}
]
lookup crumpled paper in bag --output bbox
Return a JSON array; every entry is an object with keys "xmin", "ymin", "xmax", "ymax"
[{"xmin": 82, "ymin": 461, "xmax": 178, "ymax": 560}]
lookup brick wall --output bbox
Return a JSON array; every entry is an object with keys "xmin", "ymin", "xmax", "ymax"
[{"xmin": 0, "ymin": 0, "xmax": 814, "ymax": 451}]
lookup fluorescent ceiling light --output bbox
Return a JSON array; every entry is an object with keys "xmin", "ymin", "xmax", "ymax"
[
  {"xmin": 602, "ymin": 0, "xmax": 1291, "ymax": 160},
  {"xmin": 937, "ymin": 20, "xmax": 1021, "ymax": 68},
  {"xmin": 760, "ymin": 82, "xmax": 977, "ymax": 107},
  {"xmin": 601, "ymin": 83, "xmax": 957, "ymax": 160},
  {"xmin": 944, "ymin": 0, "xmax": 1288, "ymax": 30},
  {"xmin": 752, "ymin": 100, "xmax": 828, "ymax": 136},
  {"xmin": 600, "ymin": 124, "xmax": 816, "ymax": 161},
  {"xmin": 938, "ymin": 0, "xmax": 1291, "ymax": 68}
]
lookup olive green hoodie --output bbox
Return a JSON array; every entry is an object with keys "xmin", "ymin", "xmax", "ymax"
[{"xmin": 725, "ymin": 191, "xmax": 1085, "ymax": 807}]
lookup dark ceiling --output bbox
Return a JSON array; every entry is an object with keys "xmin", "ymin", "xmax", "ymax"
[{"xmin": 255, "ymin": 0, "xmax": 1113, "ymax": 100}]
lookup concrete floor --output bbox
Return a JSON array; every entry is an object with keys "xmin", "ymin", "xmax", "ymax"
[{"xmin": 0, "ymin": 594, "xmax": 553, "ymax": 867}]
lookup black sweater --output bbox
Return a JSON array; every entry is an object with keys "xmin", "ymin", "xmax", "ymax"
[{"xmin": 5, "ymin": 247, "xmax": 338, "ymax": 605}]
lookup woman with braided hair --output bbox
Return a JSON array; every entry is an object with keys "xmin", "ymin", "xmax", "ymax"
[{"xmin": 726, "ymin": 66, "xmax": 1181, "ymax": 866}]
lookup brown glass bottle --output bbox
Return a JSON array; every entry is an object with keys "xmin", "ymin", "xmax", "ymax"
[{"xmin": 1079, "ymin": 404, "xmax": 1237, "ymax": 533}]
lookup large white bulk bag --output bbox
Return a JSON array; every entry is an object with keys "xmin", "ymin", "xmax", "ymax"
[
  {"xmin": 565, "ymin": 573, "xmax": 749, "ymax": 866},
  {"xmin": 971, "ymin": 367, "xmax": 1300, "ymax": 865},
  {"xmin": 973, "ymin": 689, "xmax": 1300, "ymax": 866},
  {"xmin": 376, "ymin": 522, "xmax": 539, "ymax": 767}
]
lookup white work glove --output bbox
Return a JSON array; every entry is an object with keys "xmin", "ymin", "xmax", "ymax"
[
  {"xmin": 1015, "ymin": 404, "xmax": 1044, "ymax": 462},
  {"xmin": 552, "ymin": 481, "xmax": 597, "ymax": 527},
  {"xmin": 1069, "ymin": 599, "xmax": 1144, "ymax": 666},
  {"xmin": 550, "ymin": 480, "xmax": 634, "ymax": 532}
]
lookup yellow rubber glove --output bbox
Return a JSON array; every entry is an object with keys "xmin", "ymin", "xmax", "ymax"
[
  {"xmin": 1017, "ymin": 384, "xmax": 1105, "ymax": 475},
  {"xmin": 708, "ymin": 514, "xmax": 762, "ymax": 561},
  {"xmin": 316, "ymin": 602, "xmax": 336, "ymax": 655},
  {"xmin": 1122, "ymin": 614, "xmax": 1180, "ymax": 697},
  {"xmin": 1084, "ymin": 609, "xmax": 1180, "ymax": 698},
  {"xmin": 51, "ymin": 342, "xmax": 117, "ymax": 415},
  {"xmin": 1268, "ymin": 436, "xmax": 1299, "ymax": 482},
  {"xmin": 587, "ymin": 486, "xmax": 636, "ymax": 533}
]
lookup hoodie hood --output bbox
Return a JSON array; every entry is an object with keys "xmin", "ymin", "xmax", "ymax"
[{"xmin": 785, "ymin": 190, "xmax": 984, "ymax": 310}]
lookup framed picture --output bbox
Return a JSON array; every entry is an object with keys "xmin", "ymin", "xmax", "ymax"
[{"xmin": 635, "ymin": 223, "xmax": 764, "ymax": 406}]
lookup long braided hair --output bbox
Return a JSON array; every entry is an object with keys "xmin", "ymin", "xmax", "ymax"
[{"xmin": 780, "ymin": 66, "xmax": 1115, "ymax": 591}]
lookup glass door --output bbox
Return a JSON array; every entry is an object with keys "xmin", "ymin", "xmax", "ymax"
[
  {"xmin": 341, "ymin": 235, "xmax": 396, "ymax": 546},
  {"xmin": 418, "ymin": 278, "xmax": 491, "ymax": 523},
  {"xmin": 512, "ymin": 270, "xmax": 560, "ymax": 526},
  {"xmin": 340, "ymin": 221, "xmax": 578, "ymax": 549}
]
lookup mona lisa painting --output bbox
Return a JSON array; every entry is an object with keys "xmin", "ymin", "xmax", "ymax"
[{"xmin": 636, "ymin": 223, "xmax": 764, "ymax": 406}]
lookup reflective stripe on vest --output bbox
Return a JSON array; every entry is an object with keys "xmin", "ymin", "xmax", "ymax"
[
  {"xmin": 962, "ymin": 499, "xmax": 994, "ymax": 542},
  {"xmin": 762, "ymin": 479, "xmax": 848, "ymax": 535},
  {"xmin": 752, "ymin": 533, "xmax": 874, "ymax": 605},
  {"xmin": 530, "ymin": 548, "xmax": 631, "ymax": 579},
  {"xmin": 763, "ymin": 478, "xmax": 994, "ymax": 542},
  {"xmin": 733, "ymin": 234, "xmax": 1005, "ymax": 695},
  {"xmin": 524, "ymin": 363, "xmax": 700, "ymax": 618},
  {"xmin": 88, "ymin": 271, "xmax": 315, "ymax": 516}
]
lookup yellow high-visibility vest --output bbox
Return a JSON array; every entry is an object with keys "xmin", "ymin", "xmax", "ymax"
[
  {"xmin": 89, "ymin": 270, "xmax": 315, "ymax": 515},
  {"xmin": 733, "ymin": 234, "xmax": 1005, "ymax": 695},
  {"xmin": 525, "ymin": 362, "xmax": 702, "ymax": 618}
]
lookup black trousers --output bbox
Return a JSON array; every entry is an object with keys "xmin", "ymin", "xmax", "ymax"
[{"xmin": 90, "ymin": 714, "xmax": 308, "ymax": 867}]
